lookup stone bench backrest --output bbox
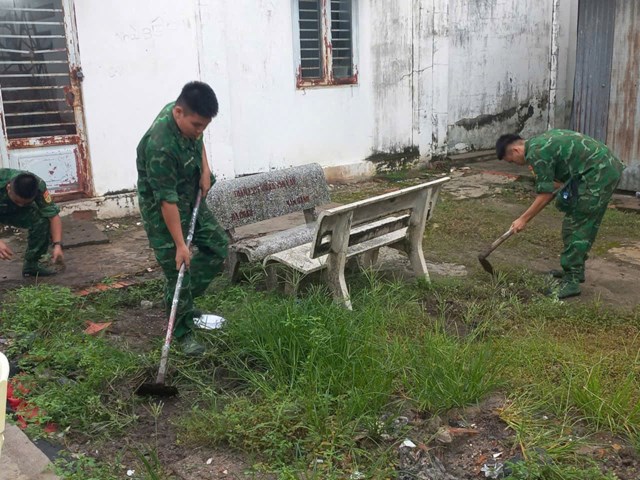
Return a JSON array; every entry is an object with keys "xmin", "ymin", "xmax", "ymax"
[
  {"xmin": 207, "ymin": 163, "xmax": 331, "ymax": 231},
  {"xmin": 309, "ymin": 177, "xmax": 450, "ymax": 259}
]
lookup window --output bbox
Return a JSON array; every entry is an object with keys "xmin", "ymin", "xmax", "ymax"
[
  {"xmin": 0, "ymin": 0, "xmax": 77, "ymax": 139},
  {"xmin": 295, "ymin": 0, "xmax": 357, "ymax": 87}
]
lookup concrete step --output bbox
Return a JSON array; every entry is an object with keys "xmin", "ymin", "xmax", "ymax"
[{"xmin": 0, "ymin": 424, "xmax": 60, "ymax": 480}]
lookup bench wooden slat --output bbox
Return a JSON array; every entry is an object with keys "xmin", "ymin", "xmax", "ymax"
[
  {"xmin": 233, "ymin": 223, "xmax": 317, "ymax": 262},
  {"xmin": 266, "ymin": 225, "xmax": 408, "ymax": 274},
  {"xmin": 311, "ymin": 179, "xmax": 446, "ymax": 260},
  {"xmin": 314, "ymin": 214, "xmax": 410, "ymax": 257}
]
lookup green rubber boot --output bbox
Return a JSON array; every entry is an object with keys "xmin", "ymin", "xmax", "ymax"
[
  {"xmin": 555, "ymin": 281, "xmax": 581, "ymax": 299},
  {"xmin": 22, "ymin": 262, "xmax": 57, "ymax": 278},
  {"xmin": 180, "ymin": 333, "xmax": 205, "ymax": 357},
  {"xmin": 548, "ymin": 269, "xmax": 585, "ymax": 283}
]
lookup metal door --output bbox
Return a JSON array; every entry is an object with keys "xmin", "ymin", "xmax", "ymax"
[
  {"xmin": 0, "ymin": 0, "xmax": 90, "ymax": 200},
  {"xmin": 570, "ymin": 0, "xmax": 616, "ymax": 141},
  {"xmin": 607, "ymin": 0, "xmax": 640, "ymax": 191}
]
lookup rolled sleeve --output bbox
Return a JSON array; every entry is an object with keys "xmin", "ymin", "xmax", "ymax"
[{"xmin": 146, "ymin": 148, "xmax": 179, "ymax": 204}]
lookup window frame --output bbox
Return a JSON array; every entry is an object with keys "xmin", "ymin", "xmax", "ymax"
[{"xmin": 292, "ymin": 0, "xmax": 358, "ymax": 88}]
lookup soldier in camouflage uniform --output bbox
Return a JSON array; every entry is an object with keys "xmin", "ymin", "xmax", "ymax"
[
  {"xmin": 137, "ymin": 81, "xmax": 228, "ymax": 356},
  {"xmin": 496, "ymin": 130, "xmax": 624, "ymax": 299},
  {"xmin": 0, "ymin": 169, "xmax": 64, "ymax": 276}
]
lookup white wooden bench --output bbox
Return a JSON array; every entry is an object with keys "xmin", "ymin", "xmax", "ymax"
[
  {"xmin": 263, "ymin": 177, "xmax": 450, "ymax": 309},
  {"xmin": 207, "ymin": 163, "xmax": 331, "ymax": 281}
]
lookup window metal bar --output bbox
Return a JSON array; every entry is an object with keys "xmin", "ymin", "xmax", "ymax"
[
  {"xmin": 1, "ymin": 85, "xmax": 65, "ymax": 91},
  {"xmin": 0, "ymin": 73, "xmax": 69, "ymax": 78},
  {"xmin": 0, "ymin": 60, "xmax": 68, "ymax": 64},
  {"xmin": 0, "ymin": 34, "xmax": 66, "ymax": 39},
  {"xmin": 2, "ymin": 8, "xmax": 63, "ymax": 12},
  {"xmin": 5, "ymin": 110, "xmax": 74, "ymax": 117},
  {"xmin": 0, "ymin": 21, "xmax": 64, "ymax": 26},
  {"xmin": 0, "ymin": 47, "xmax": 67, "ymax": 54},
  {"xmin": 4, "ymin": 98, "xmax": 66, "ymax": 104},
  {"xmin": 7, "ymin": 122, "xmax": 75, "ymax": 130}
]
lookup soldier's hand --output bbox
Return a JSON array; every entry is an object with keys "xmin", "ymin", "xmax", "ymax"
[
  {"xmin": 175, "ymin": 244, "xmax": 191, "ymax": 271},
  {"xmin": 0, "ymin": 240, "xmax": 13, "ymax": 260},
  {"xmin": 511, "ymin": 217, "xmax": 527, "ymax": 233},
  {"xmin": 52, "ymin": 244, "xmax": 64, "ymax": 264}
]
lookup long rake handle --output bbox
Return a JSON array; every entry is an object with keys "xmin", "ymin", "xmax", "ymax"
[{"xmin": 156, "ymin": 191, "xmax": 203, "ymax": 384}]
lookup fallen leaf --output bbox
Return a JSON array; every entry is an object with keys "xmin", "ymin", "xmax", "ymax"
[{"xmin": 84, "ymin": 321, "xmax": 112, "ymax": 335}]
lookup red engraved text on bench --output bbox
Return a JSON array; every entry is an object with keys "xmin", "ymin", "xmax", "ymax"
[
  {"xmin": 231, "ymin": 209, "xmax": 254, "ymax": 222},
  {"xmin": 286, "ymin": 195, "xmax": 310, "ymax": 207},
  {"xmin": 233, "ymin": 177, "xmax": 298, "ymax": 198}
]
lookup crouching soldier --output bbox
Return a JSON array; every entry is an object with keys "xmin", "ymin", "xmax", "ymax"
[{"xmin": 0, "ymin": 169, "xmax": 64, "ymax": 276}]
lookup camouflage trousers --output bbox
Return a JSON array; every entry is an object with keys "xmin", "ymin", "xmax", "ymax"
[
  {"xmin": 0, "ymin": 209, "xmax": 50, "ymax": 265},
  {"xmin": 559, "ymin": 165, "xmax": 623, "ymax": 281},
  {"xmin": 151, "ymin": 205, "xmax": 228, "ymax": 339}
]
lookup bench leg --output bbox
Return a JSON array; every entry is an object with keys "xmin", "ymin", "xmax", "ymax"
[
  {"xmin": 283, "ymin": 269, "xmax": 302, "ymax": 297},
  {"xmin": 265, "ymin": 263, "xmax": 278, "ymax": 291},
  {"xmin": 327, "ymin": 256, "xmax": 352, "ymax": 310},
  {"xmin": 407, "ymin": 241, "xmax": 430, "ymax": 282},
  {"xmin": 227, "ymin": 251, "xmax": 241, "ymax": 283},
  {"xmin": 358, "ymin": 248, "xmax": 380, "ymax": 270}
]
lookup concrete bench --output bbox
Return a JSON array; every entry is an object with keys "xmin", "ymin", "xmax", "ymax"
[
  {"xmin": 207, "ymin": 163, "xmax": 331, "ymax": 280},
  {"xmin": 264, "ymin": 177, "xmax": 450, "ymax": 309}
]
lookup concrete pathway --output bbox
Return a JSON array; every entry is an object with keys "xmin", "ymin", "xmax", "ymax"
[{"xmin": 0, "ymin": 424, "xmax": 59, "ymax": 480}]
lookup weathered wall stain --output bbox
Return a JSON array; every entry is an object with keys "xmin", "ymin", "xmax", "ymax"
[
  {"xmin": 448, "ymin": 93, "xmax": 547, "ymax": 150},
  {"xmin": 446, "ymin": 0, "xmax": 558, "ymax": 151}
]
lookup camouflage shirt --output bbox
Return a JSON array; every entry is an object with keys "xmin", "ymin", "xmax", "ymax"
[
  {"xmin": 0, "ymin": 168, "xmax": 60, "ymax": 219},
  {"xmin": 525, "ymin": 129, "xmax": 624, "ymax": 194},
  {"xmin": 136, "ymin": 102, "xmax": 214, "ymax": 249}
]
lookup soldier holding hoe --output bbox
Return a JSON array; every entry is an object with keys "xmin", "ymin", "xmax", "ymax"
[{"xmin": 496, "ymin": 129, "xmax": 624, "ymax": 299}]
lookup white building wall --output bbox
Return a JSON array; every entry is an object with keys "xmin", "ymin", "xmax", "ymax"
[
  {"xmin": 74, "ymin": 0, "xmax": 201, "ymax": 195},
  {"xmin": 71, "ymin": 0, "xmax": 577, "ymax": 197}
]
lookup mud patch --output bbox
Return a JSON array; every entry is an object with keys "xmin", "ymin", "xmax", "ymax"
[
  {"xmin": 106, "ymin": 307, "xmax": 166, "ymax": 353},
  {"xmin": 444, "ymin": 171, "xmax": 517, "ymax": 200},
  {"xmin": 609, "ymin": 242, "xmax": 640, "ymax": 266},
  {"xmin": 376, "ymin": 248, "xmax": 467, "ymax": 279}
]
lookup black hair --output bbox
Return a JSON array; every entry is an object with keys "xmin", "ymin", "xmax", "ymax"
[
  {"xmin": 11, "ymin": 173, "xmax": 39, "ymax": 200},
  {"xmin": 495, "ymin": 133, "xmax": 523, "ymax": 160},
  {"xmin": 176, "ymin": 81, "xmax": 218, "ymax": 119}
]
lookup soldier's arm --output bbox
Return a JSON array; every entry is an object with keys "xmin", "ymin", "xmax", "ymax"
[
  {"xmin": 146, "ymin": 146, "xmax": 191, "ymax": 270},
  {"xmin": 512, "ymin": 145, "xmax": 556, "ymax": 232},
  {"xmin": 33, "ymin": 179, "xmax": 64, "ymax": 261},
  {"xmin": 160, "ymin": 203, "xmax": 191, "ymax": 270},
  {"xmin": 49, "ymin": 215, "xmax": 64, "ymax": 263},
  {"xmin": 511, "ymin": 192, "xmax": 555, "ymax": 233},
  {"xmin": 200, "ymin": 144, "xmax": 213, "ymax": 196}
]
